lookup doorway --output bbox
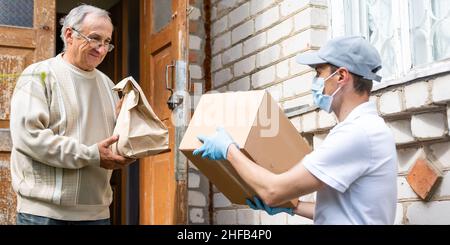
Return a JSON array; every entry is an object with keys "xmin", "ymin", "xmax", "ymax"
[{"xmin": 55, "ymin": 0, "xmax": 141, "ymax": 225}]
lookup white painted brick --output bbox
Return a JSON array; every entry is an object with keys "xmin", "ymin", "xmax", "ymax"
[
  {"xmin": 267, "ymin": 18, "xmax": 293, "ymax": 44},
  {"xmin": 213, "ymin": 193, "xmax": 232, "ymax": 208},
  {"xmin": 213, "ymin": 68, "xmax": 232, "ymax": 88},
  {"xmin": 228, "ymin": 77, "xmax": 250, "ymax": 91},
  {"xmin": 212, "ymin": 54, "xmax": 222, "ymax": 72},
  {"xmin": 260, "ymin": 212, "xmax": 287, "ymax": 225},
  {"xmin": 256, "ymin": 45, "xmax": 281, "ymax": 68},
  {"xmin": 217, "ymin": 0, "xmax": 238, "ymax": 14},
  {"xmin": 287, "ymin": 215, "xmax": 313, "ymax": 225},
  {"xmin": 188, "ymin": 172, "xmax": 201, "ymax": 188},
  {"xmin": 251, "ymin": 66, "xmax": 276, "ymax": 88},
  {"xmin": 432, "ymin": 74, "xmax": 450, "ymax": 103},
  {"xmin": 436, "ymin": 171, "xmax": 450, "ymax": 197},
  {"xmin": 411, "ymin": 113, "xmax": 446, "ymax": 139},
  {"xmin": 397, "ymin": 148, "xmax": 423, "ymax": 173},
  {"xmin": 189, "ymin": 208, "xmax": 205, "ymax": 223},
  {"xmin": 250, "ymin": 0, "xmax": 273, "ymax": 15},
  {"xmin": 237, "ymin": 209, "xmax": 261, "ymax": 225},
  {"xmin": 213, "ymin": 16, "xmax": 228, "ymax": 37},
  {"xmin": 189, "ymin": 35, "xmax": 202, "ymax": 50},
  {"xmin": 407, "ymin": 201, "xmax": 450, "ymax": 224},
  {"xmin": 216, "ymin": 86, "xmax": 228, "ymax": 93},
  {"xmin": 283, "ymin": 94, "xmax": 313, "ymax": 109},
  {"xmin": 290, "ymin": 116, "xmax": 302, "ymax": 132},
  {"xmin": 313, "ymin": 133, "xmax": 327, "ymax": 149},
  {"xmin": 265, "ymin": 84, "xmax": 282, "ymax": 102},
  {"xmin": 283, "ymin": 72, "xmax": 314, "ymax": 98},
  {"xmin": 404, "ymin": 81, "xmax": 430, "ymax": 110},
  {"xmin": 233, "ymin": 55, "xmax": 255, "ymax": 77},
  {"xmin": 189, "ymin": 190, "xmax": 207, "ymax": 207},
  {"xmin": 294, "ymin": 7, "xmax": 328, "ymax": 31},
  {"xmin": 280, "ymin": 0, "xmax": 307, "ymax": 17},
  {"xmin": 318, "ymin": 110, "xmax": 337, "ymax": 129},
  {"xmin": 281, "ymin": 29, "xmax": 328, "ymax": 56},
  {"xmin": 189, "ymin": 65, "xmax": 203, "ymax": 80},
  {"xmin": 255, "ymin": 6, "xmax": 279, "ymax": 32},
  {"xmin": 215, "ymin": 210, "xmax": 237, "ymax": 225},
  {"xmin": 232, "ymin": 20, "xmax": 254, "ymax": 44},
  {"xmin": 301, "ymin": 111, "xmax": 318, "ymax": 133},
  {"xmin": 430, "ymin": 141, "xmax": 450, "ymax": 169},
  {"xmin": 213, "ymin": 32, "xmax": 231, "ymax": 54},
  {"xmin": 276, "ymin": 59, "xmax": 290, "ymax": 79},
  {"xmin": 211, "ymin": 6, "xmax": 217, "ymax": 21},
  {"xmin": 228, "ymin": 2, "xmax": 250, "ymax": 27},
  {"xmin": 189, "ymin": 161, "xmax": 198, "ymax": 171},
  {"xmin": 243, "ymin": 32, "xmax": 267, "ymax": 55},
  {"xmin": 289, "ymin": 55, "xmax": 311, "ymax": 76},
  {"xmin": 379, "ymin": 90, "xmax": 403, "ymax": 115},
  {"xmin": 398, "ymin": 177, "xmax": 417, "ymax": 200},
  {"xmin": 189, "ymin": 7, "xmax": 201, "ymax": 20},
  {"xmin": 394, "ymin": 203, "xmax": 404, "ymax": 225},
  {"xmin": 387, "ymin": 120, "xmax": 414, "ymax": 144},
  {"xmin": 222, "ymin": 44, "xmax": 242, "ymax": 65}
]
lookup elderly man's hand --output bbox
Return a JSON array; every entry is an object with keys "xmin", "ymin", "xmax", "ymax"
[
  {"xmin": 97, "ymin": 135, "xmax": 135, "ymax": 169},
  {"xmin": 193, "ymin": 127, "xmax": 238, "ymax": 161}
]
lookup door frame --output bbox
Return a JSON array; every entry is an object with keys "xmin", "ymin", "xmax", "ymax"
[{"xmin": 139, "ymin": 0, "xmax": 189, "ymax": 224}]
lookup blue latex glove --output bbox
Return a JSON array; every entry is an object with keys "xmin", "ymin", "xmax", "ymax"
[
  {"xmin": 246, "ymin": 196, "xmax": 294, "ymax": 216},
  {"xmin": 193, "ymin": 127, "xmax": 238, "ymax": 161}
]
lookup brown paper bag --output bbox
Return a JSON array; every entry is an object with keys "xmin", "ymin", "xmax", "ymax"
[{"xmin": 112, "ymin": 76, "xmax": 169, "ymax": 159}]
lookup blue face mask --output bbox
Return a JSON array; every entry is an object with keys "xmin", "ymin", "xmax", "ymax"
[{"xmin": 311, "ymin": 70, "xmax": 342, "ymax": 113}]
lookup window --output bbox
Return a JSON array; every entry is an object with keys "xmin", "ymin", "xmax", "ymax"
[
  {"xmin": 0, "ymin": 0, "xmax": 34, "ymax": 28},
  {"xmin": 329, "ymin": 0, "xmax": 450, "ymax": 90}
]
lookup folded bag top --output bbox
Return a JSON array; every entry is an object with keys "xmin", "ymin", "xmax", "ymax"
[{"xmin": 112, "ymin": 76, "xmax": 169, "ymax": 159}]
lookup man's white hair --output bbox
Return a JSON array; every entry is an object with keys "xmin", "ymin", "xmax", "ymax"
[{"xmin": 60, "ymin": 4, "xmax": 112, "ymax": 51}]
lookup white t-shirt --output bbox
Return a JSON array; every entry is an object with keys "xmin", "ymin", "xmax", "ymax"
[{"xmin": 302, "ymin": 101, "xmax": 397, "ymax": 225}]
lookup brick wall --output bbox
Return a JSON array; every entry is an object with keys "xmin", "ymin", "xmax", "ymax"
[
  {"xmin": 208, "ymin": 0, "xmax": 327, "ymax": 225},
  {"xmin": 192, "ymin": 0, "xmax": 450, "ymax": 225},
  {"xmin": 187, "ymin": 0, "xmax": 211, "ymax": 225}
]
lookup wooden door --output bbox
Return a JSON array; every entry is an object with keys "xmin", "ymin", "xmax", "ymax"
[
  {"xmin": 139, "ymin": 0, "xmax": 188, "ymax": 225},
  {"xmin": 0, "ymin": 0, "xmax": 55, "ymax": 224}
]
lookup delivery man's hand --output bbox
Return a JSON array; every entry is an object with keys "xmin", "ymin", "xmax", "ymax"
[
  {"xmin": 246, "ymin": 196, "xmax": 294, "ymax": 216},
  {"xmin": 193, "ymin": 127, "xmax": 238, "ymax": 160},
  {"xmin": 98, "ymin": 135, "xmax": 136, "ymax": 169}
]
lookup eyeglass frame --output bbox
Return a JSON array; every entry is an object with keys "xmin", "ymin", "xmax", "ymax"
[{"xmin": 71, "ymin": 28, "xmax": 115, "ymax": 52}]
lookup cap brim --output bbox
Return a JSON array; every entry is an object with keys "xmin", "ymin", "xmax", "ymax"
[{"xmin": 295, "ymin": 52, "xmax": 327, "ymax": 66}]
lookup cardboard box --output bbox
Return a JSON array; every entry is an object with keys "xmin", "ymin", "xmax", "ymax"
[{"xmin": 180, "ymin": 91, "xmax": 311, "ymax": 207}]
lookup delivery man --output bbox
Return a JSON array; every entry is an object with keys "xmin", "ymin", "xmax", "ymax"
[{"xmin": 194, "ymin": 36, "xmax": 398, "ymax": 225}]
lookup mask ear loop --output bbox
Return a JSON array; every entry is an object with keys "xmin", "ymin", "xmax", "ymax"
[{"xmin": 322, "ymin": 69, "xmax": 340, "ymax": 95}]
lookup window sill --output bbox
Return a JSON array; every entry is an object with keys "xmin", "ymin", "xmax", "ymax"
[{"xmin": 373, "ymin": 58, "xmax": 450, "ymax": 91}]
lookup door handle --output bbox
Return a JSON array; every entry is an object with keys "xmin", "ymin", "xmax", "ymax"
[
  {"xmin": 165, "ymin": 63, "xmax": 183, "ymax": 110},
  {"xmin": 165, "ymin": 63, "xmax": 175, "ymax": 92}
]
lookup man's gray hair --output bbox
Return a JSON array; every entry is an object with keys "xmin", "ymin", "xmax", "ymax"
[{"xmin": 60, "ymin": 4, "xmax": 112, "ymax": 51}]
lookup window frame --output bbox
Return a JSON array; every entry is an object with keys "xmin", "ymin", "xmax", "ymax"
[{"xmin": 328, "ymin": 0, "xmax": 450, "ymax": 91}]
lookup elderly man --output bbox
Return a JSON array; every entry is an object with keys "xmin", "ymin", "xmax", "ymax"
[
  {"xmin": 10, "ymin": 4, "xmax": 133, "ymax": 225},
  {"xmin": 194, "ymin": 36, "xmax": 397, "ymax": 225}
]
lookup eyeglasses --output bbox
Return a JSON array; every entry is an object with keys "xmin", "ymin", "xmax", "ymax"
[{"xmin": 71, "ymin": 28, "xmax": 114, "ymax": 52}]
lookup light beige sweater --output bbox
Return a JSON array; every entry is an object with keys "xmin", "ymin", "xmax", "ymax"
[{"xmin": 10, "ymin": 54, "xmax": 118, "ymax": 221}]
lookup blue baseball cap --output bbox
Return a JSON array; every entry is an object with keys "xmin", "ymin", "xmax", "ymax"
[{"xmin": 296, "ymin": 36, "xmax": 383, "ymax": 82}]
